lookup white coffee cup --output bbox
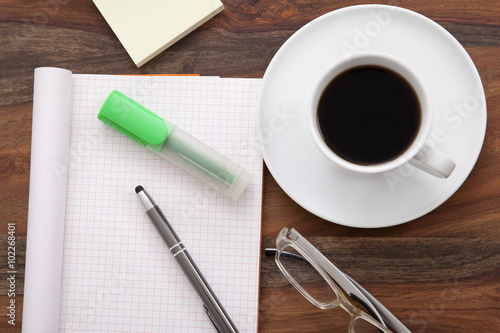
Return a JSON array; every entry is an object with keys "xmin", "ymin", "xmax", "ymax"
[{"xmin": 308, "ymin": 53, "xmax": 455, "ymax": 178}]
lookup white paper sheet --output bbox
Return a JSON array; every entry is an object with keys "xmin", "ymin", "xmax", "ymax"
[{"xmin": 23, "ymin": 67, "xmax": 73, "ymax": 333}]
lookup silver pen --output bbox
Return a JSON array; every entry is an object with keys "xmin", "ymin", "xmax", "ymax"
[{"xmin": 135, "ymin": 185, "xmax": 239, "ymax": 333}]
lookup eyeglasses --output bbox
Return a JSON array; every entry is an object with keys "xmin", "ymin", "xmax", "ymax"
[{"xmin": 266, "ymin": 227, "xmax": 411, "ymax": 333}]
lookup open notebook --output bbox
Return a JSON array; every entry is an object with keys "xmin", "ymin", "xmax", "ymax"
[{"xmin": 23, "ymin": 68, "xmax": 263, "ymax": 333}]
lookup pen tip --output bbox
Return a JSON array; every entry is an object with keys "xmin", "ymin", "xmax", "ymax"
[{"xmin": 135, "ymin": 185, "xmax": 144, "ymax": 193}]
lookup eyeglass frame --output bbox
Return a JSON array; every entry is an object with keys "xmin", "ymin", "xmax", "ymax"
[{"xmin": 267, "ymin": 227, "xmax": 411, "ymax": 333}]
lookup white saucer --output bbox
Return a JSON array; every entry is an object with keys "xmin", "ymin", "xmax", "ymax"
[{"xmin": 257, "ymin": 5, "xmax": 487, "ymax": 228}]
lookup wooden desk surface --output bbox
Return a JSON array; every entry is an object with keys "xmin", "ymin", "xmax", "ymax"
[{"xmin": 1, "ymin": 0, "xmax": 499, "ymax": 332}]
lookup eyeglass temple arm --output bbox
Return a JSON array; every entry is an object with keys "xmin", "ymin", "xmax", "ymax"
[
  {"xmin": 343, "ymin": 273, "xmax": 411, "ymax": 333},
  {"xmin": 264, "ymin": 248, "xmax": 309, "ymax": 262}
]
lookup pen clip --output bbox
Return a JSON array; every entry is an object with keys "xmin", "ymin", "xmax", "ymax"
[{"xmin": 203, "ymin": 304, "xmax": 223, "ymax": 333}]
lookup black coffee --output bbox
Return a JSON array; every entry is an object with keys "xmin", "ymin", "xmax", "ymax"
[{"xmin": 317, "ymin": 65, "xmax": 421, "ymax": 165}]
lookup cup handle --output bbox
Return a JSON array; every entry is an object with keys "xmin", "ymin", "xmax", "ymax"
[{"xmin": 409, "ymin": 144, "xmax": 456, "ymax": 179}]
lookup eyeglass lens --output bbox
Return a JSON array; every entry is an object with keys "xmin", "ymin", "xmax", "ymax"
[
  {"xmin": 279, "ymin": 244, "xmax": 338, "ymax": 305},
  {"xmin": 352, "ymin": 316, "xmax": 386, "ymax": 333},
  {"xmin": 279, "ymin": 244, "xmax": 389, "ymax": 333}
]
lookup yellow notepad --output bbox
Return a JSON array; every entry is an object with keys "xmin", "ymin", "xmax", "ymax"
[{"xmin": 93, "ymin": 0, "xmax": 224, "ymax": 67}]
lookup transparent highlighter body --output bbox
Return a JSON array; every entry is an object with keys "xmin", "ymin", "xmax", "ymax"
[{"xmin": 147, "ymin": 121, "xmax": 252, "ymax": 201}]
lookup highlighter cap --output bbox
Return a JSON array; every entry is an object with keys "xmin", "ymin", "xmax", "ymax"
[{"xmin": 98, "ymin": 90, "xmax": 168, "ymax": 146}]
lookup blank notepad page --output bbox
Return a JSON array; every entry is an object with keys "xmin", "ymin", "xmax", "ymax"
[{"xmin": 58, "ymin": 75, "xmax": 263, "ymax": 332}]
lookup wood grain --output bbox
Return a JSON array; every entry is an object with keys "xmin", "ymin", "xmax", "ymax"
[{"xmin": 1, "ymin": 0, "xmax": 499, "ymax": 332}]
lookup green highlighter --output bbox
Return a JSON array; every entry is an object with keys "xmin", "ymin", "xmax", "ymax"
[{"xmin": 98, "ymin": 90, "xmax": 252, "ymax": 201}]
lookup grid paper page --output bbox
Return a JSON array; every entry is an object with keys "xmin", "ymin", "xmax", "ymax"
[{"xmin": 58, "ymin": 75, "xmax": 263, "ymax": 333}]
